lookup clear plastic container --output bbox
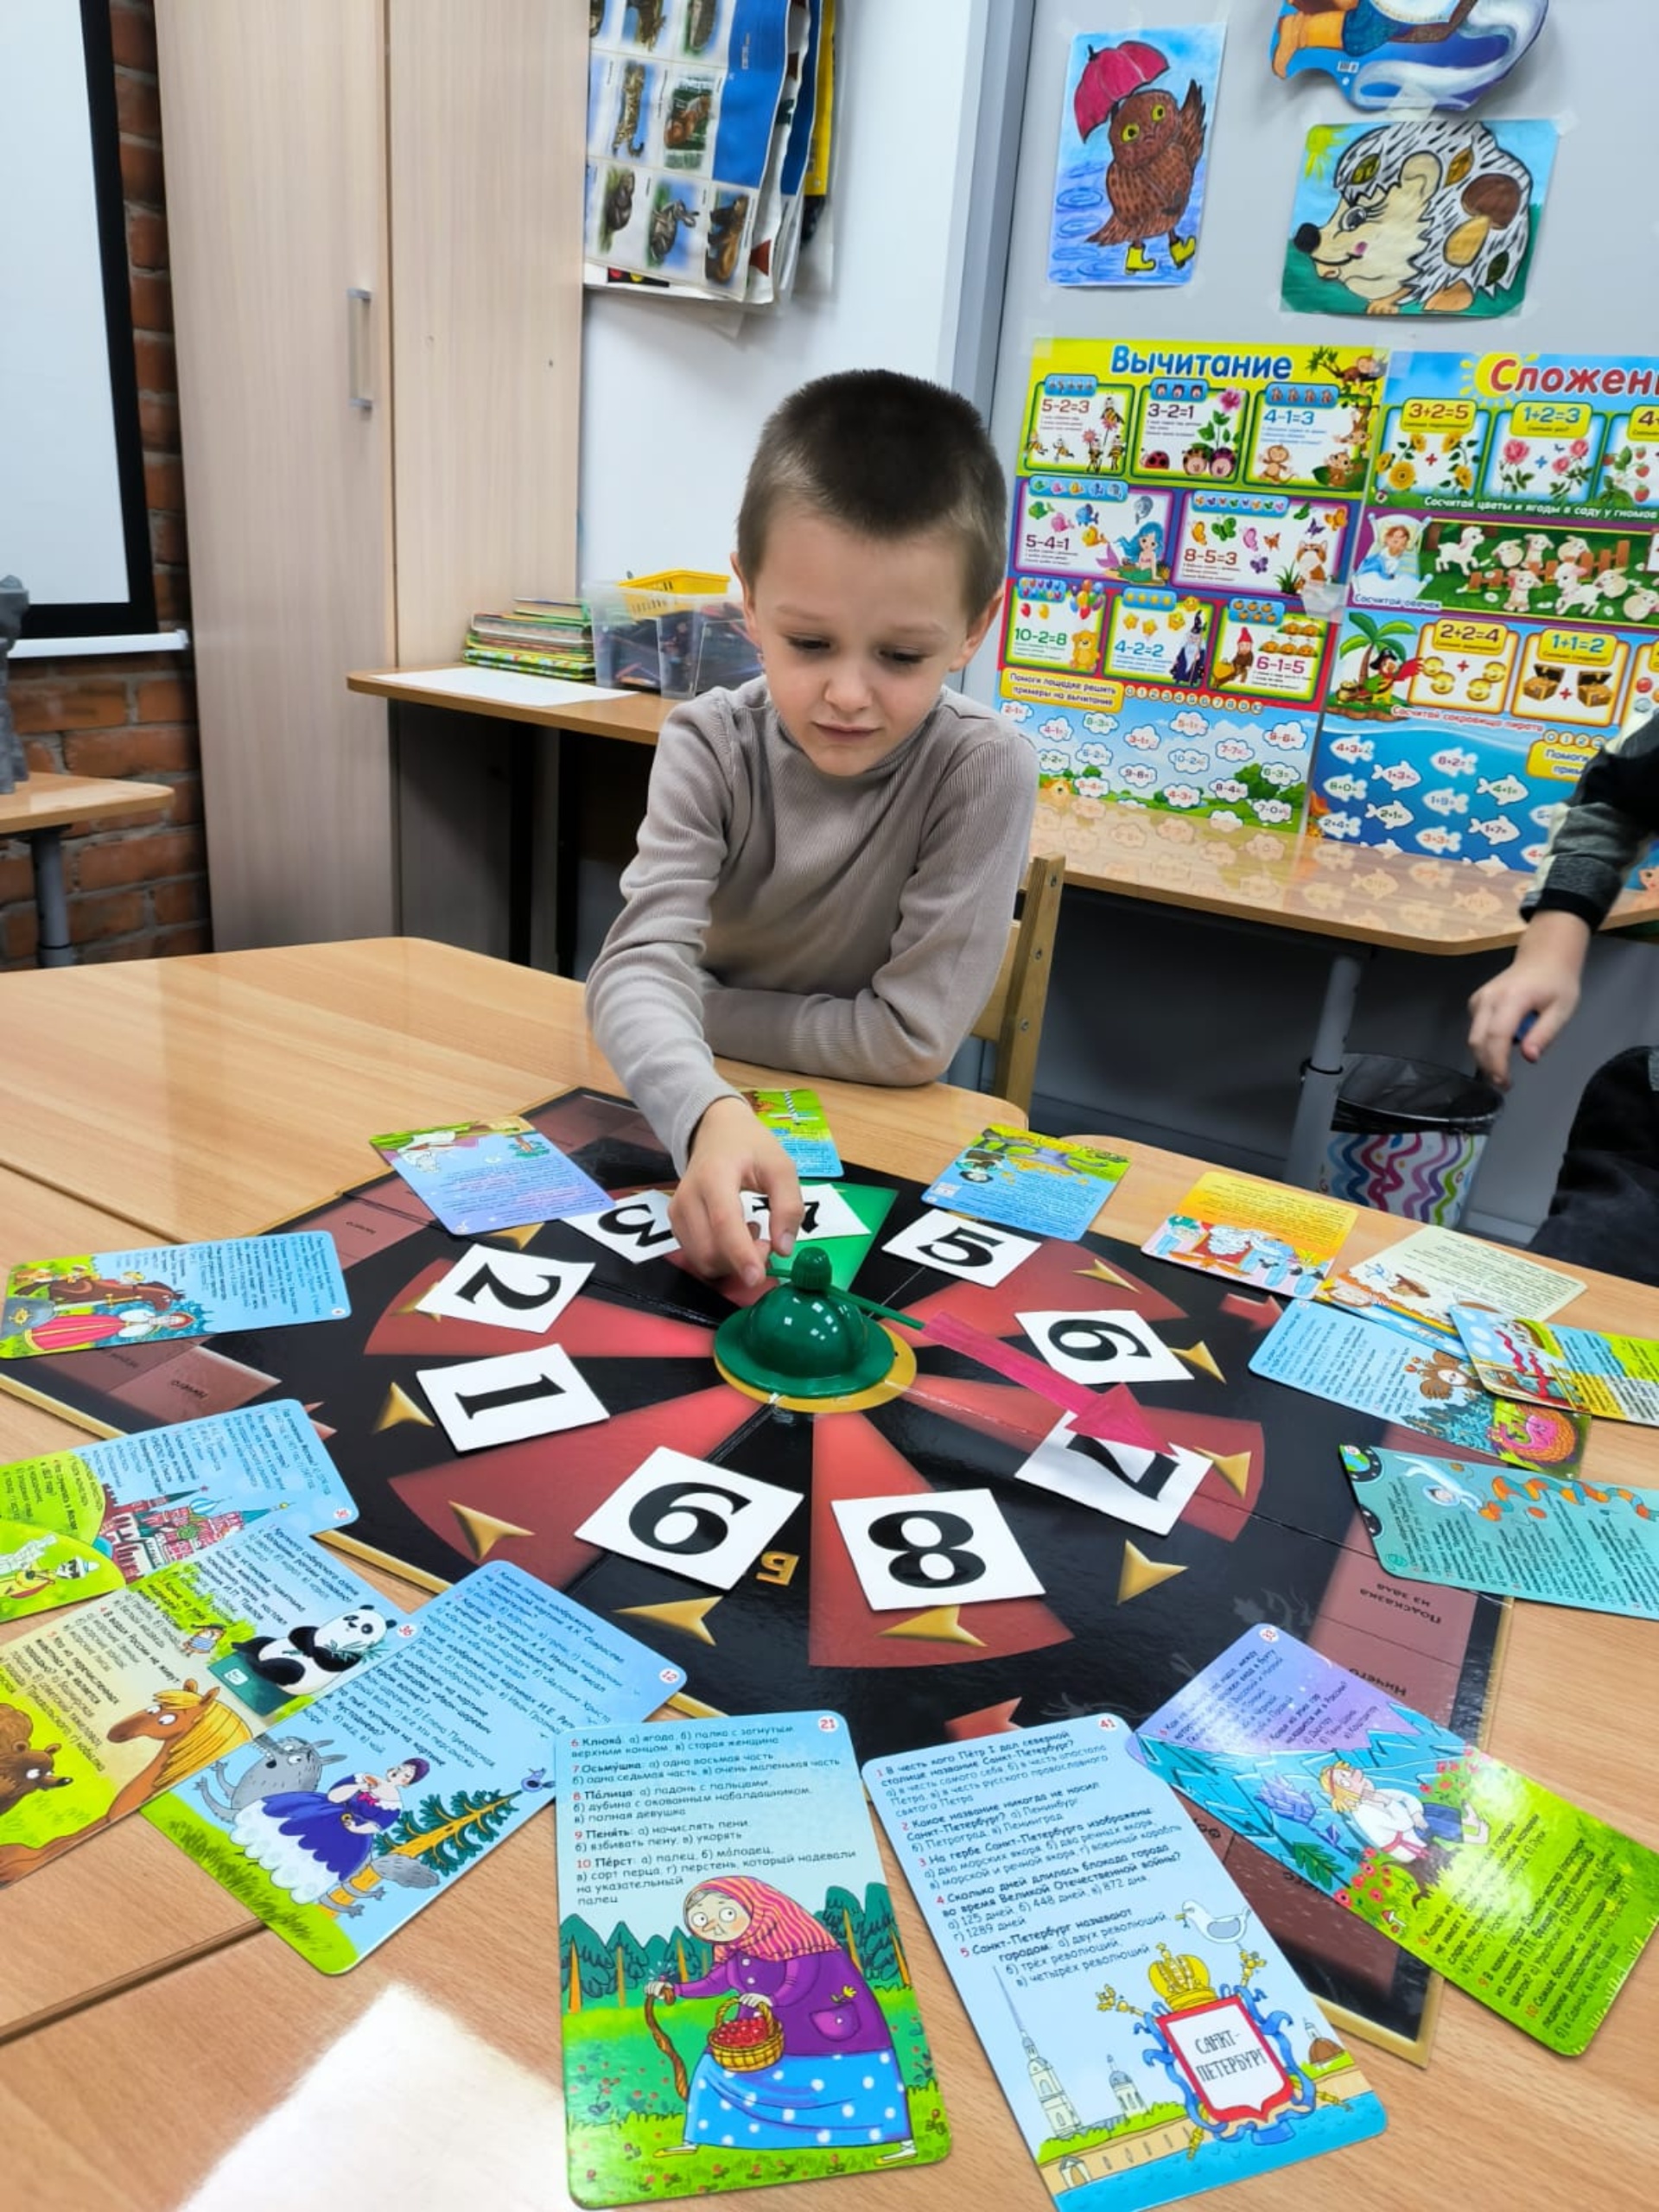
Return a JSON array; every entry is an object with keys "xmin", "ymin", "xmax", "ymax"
[{"xmin": 584, "ymin": 571, "xmax": 757, "ymax": 696}]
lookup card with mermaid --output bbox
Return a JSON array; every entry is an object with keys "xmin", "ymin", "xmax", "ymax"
[{"xmin": 555, "ymin": 1711, "xmax": 950, "ymax": 2204}]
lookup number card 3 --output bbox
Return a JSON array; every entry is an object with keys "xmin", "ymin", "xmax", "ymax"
[
  {"xmin": 883, "ymin": 1210, "xmax": 1039, "ymax": 1285},
  {"xmin": 831, "ymin": 1490, "xmax": 1044, "ymax": 1611},
  {"xmin": 417, "ymin": 1247, "xmax": 594, "ymax": 1334},
  {"xmin": 575, "ymin": 1449, "xmax": 800, "ymax": 1590},
  {"xmin": 1014, "ymin": 1414, "xmax": 1210, "ymax": 1535},
  {"xmin": 416, "ymin": 1343, "xmax": 608, "ymax": 1452},
  {"xmin": 563, "ymin": 1189, "xmax": 680, "ymax": 1262},
  {"xmin": 1018, "ymin": 1309, "xmax": 1190, "ymax": 1386}
]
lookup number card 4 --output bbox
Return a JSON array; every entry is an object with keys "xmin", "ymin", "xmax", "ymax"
[
  {"xmin": 575, "ymin": 1449, "xmax": 800, "ymax": 1590},
  {"xmin": 1018, "ymin": 1308, "xmax": 1190, "ymax": 1386},
  {"xmin": 417, "ymin": 1247, "xmax": 594, "ymax": 1334},
  {"xmin": 416, "ymin": 1343, "xmax": 608, "ymax": 1452},
  {"xmin": 831, "ymin": 1490, "xmax": 1044, "ymax": 1611},
  {"xmin": 883, "ymin": 1210, "xmax": 1039, "ymax": 1286},
  {"xmin": 1014, "ymin": 1414, "xmax": 1211, "ymax": 1535}
]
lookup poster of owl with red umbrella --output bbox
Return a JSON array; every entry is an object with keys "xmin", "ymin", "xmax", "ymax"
[{"xmin": 1047, "ymin": 26, "xmax": 1226, "ymax": 287}]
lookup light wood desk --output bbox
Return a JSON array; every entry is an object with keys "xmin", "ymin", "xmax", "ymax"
[
  {"xmin": 0, "ymin": 772, "xmax": 169, "ymax": 967},
  {"xmin": 2, "ymin": 943, "xmax": 1650, "ymax": 2210},
  {"xmin": 348, "ymin": 670, "xmax": 1659, "ymax": 1188}
]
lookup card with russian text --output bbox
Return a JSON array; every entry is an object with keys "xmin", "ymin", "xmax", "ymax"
[{"xmin": 0, "ymin": 1236, "xmax": 348, "ymax": 1357}]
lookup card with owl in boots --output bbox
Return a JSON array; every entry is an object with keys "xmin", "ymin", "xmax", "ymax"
[{"xmin": 1048, "ymin": 26, "xmax": 1226, "ymax": 288}]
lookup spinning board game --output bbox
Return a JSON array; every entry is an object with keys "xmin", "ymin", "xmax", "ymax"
[{"xmin": 2, "ymin": 1091, "xmax": 1510, "ymax": 2059}]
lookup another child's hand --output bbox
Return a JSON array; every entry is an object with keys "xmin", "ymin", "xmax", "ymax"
[
  {"xmin": 1467, "ymin": 911, "xmax": 1591, "ymax": 1087},
  {"xmin": 672, "ymin": 1097, "xmax": 804, "ymax": 1286}
]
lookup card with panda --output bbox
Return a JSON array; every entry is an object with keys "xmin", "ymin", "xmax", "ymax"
[
  {"xmin": 0, "ymin": 1519, "xmax": 410, "ymax": 1887},
  {"xmin": 144, "ymin": 1563, "xmax": 685, "ymax": 1972}
]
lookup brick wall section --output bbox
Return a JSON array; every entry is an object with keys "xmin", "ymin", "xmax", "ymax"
[{"xmin": 0, "ymin": 1, "xmax": 209, "ymax": 969}]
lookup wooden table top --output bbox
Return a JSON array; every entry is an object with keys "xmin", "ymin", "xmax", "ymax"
[
  {"xmin": 2, "ymin": 943, "xmax": 1651, "ymax": 2209},
  {"xmin": 0, "ymin": 772, "xmax": 170, "ymax": 836},
  {"xmin": 347, "ymin": 668, "xmax": 1659, "ymax": 957}
]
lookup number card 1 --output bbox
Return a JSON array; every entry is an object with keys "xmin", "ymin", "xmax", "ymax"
[
  {"xmin": 575, "ymin": 1450, "xmax": 800, "ymax": 1591},
  {"xmin": 830, "ymin": 1490, "xmax": 1044, "ymax": 1611},
  {"xmin": 416, "ymin": 1343, "xmax": 608, "ymax": 1452},
  {"xmin": 882, "ymin": 1209, "xmax": 1039, "ymax": 1286},
  {"xmin": 417, "ymin": 1247, "xmax": 594, "ymax": 1334}
]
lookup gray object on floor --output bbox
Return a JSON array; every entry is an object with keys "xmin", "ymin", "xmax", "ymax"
[{"xmin": 0, "ymin": 574, "xmax": 29, "ymax": 793}]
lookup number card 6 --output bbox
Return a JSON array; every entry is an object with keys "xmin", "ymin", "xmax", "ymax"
[{"xmin": 575, "ymin": 1449, "xmax": 800, "ymax": 1590}]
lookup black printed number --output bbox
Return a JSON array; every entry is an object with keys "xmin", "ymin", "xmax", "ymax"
[
  {"xmin": 919, "ymin": 1224, "xmax": 1003, "ymax": 1270},
  {"xmin": 866, "ymin": 1510, "xmax": 986, "ymax": 1591},
  {"xmin": 1043, "ymin": 1318, "xmax": 1148, "ymax": 1365},
  {"xmin": 453, "ymin": 1370, "xmax": 569, "ymax": 1421},
  {"xmin": 1065, "ymin": 1433, "xmax": 1182, "ymax": 1502},
  {"xmin": 629, "ymin": 1481, "xmax": 748, "ymax": 1558},
  {"xmin": 600, "ymin": 1202, "xmax": 675, "ymax": 1249},
  {"xmin": 455, "ymin": 1261, "xmax": 566, "ymax": 1312}
]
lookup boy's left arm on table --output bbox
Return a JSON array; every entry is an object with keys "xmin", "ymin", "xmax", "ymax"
[{"xmin": 702, "ymin": 735, "xmax": 1039, "ymax": 1085}]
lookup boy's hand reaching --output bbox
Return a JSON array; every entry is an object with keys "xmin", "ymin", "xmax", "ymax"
[
  {"xmin": 1467, "ymin": 911, "xmax": 1591, "ymax": 1088},
  {"xmin": 673, "ymin": 1096, "xmax": 804, "ymax": 1287}
]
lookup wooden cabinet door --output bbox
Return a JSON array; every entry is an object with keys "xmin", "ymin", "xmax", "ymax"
[{"xmin": 157, "ymin": 0, "xmax": 394, "ymax": 946}]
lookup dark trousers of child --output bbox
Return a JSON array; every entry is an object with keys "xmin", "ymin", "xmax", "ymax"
[{"xmin": 1529, "ymin": 1048, "xmax": 1659, "ymax": 1287}]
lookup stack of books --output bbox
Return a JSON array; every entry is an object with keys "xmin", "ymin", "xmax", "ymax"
[{"xmin": 463, "ymin": 600, "xmax": 594, "ymax": 681}]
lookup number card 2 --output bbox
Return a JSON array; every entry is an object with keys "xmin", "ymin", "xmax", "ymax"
[
  {"xmin": 416, "ymin": 1343, "xmax": 608, "ymax": 1452},
  {"xmin": 1014, "ymin": 1414, "xmax": 1210, "ymax": 1535},
  {"xmin": 1017, "ymin": 1309, "xmax": 1190, "ymax": 1386},
  {"xmin": 831, "ymin": 1489, "xmax": 1044, "ymax": 1611},
  {"xmin": 563, "ymin": 1189, "xmax": 680, "ymax": 1262},
  {"xmin": 417, "ymin": 1247, "xmax": 594, "ymax": 1334},
  {"xmin": 575, "ymin": 1448, "xmax": 800, "ymax": 1590},
  {"xmin": 882, "ymin": 1210, "xmax": 1039, "ymax": 1286}
]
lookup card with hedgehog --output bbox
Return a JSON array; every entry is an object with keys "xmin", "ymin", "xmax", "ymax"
[
  {"xmin": 1284, "ymin": 115, "xmax": 1557, "ymax": 320},
  {"xmin": 1048, "ymin": 26, "xmax": 1226, "ymax": 288}
]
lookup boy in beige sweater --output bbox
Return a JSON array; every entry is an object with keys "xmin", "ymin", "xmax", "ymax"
[{"xmin": 587, "ymin": 370, "xmax": 1038, "ymax": 1284}]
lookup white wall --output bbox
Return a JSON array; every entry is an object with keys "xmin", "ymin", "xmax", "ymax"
[
  {"xmin": 577, "ymin": 0, "xmax": 988, "ymax": 583},
  {"xmin": 982, "ymin": 0, "xmax": 1659, "ymax": 1237}
]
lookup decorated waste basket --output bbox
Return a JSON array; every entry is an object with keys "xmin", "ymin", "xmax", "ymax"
[{"xmin": 1319, "ymin": 1053, "xmax": 1503, "ymax": 1226}]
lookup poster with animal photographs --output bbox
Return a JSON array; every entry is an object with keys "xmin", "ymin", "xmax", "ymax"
[
  {"xmin": 1047, "ymin": 25, "xmax": 1225, "ymax": 288},
  {"xmin": 584, "ymin": 0, "xmax": 814, "ymax": 302},
  {"xmin": 1001, "ymin": 338, "xmax": 1388, "ymax": 819},
  {"xmin": 1309, "ymin": 348, "xmax": 1659, "ymax": 879},
  {"xmin": 1283, "ymin": 116, "xmax": 1556, "ymax": 320}
]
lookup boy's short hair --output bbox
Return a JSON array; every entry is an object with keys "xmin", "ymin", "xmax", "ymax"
[{"xmin": 737, "ymin": 370, "xmax": 1007, "ymax": 615}]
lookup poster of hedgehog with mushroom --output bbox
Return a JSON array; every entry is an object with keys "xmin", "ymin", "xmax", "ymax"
[{"xmin": 1048, "ymin": 27, "xmax": 1227, "ymax": 287}]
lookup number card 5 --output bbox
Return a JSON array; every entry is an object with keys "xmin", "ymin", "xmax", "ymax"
[
  {"xmin": 575, "ymin": 1449, "xmax": 800, "ymax": 1590},
  {"xmin": 831, "ymin": 1490, "xmax": 1044, "ymax": 1611},
  {"xmin": 1017, "ymin": 1309, "xmax": 1189, "ymax": 1386},
  {"xmin": 883, "ymin": 1209, "xmax": 1039, "ymax": 1285},
  {"xmin": 418, "ymin": 1247, "xmax": 594, "ymax": 1334}
]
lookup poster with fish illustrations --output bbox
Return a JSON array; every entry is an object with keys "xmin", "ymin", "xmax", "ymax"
[
  {"xmin": 1001, "ymin": 338, "xmax": 1387, "ymax": 820},
  {"xmin": 1047, "ymin": 26, "xmax": 1225, "ymax": 288},
  {"xmin": 1310, "ymin": 349, "xmax": 1659, "ymax": 876}
]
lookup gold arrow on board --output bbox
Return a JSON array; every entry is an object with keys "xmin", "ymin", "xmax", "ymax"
[
  {"xmin": 373, "ymin": 1383, "xmax": 434, "ymax": 1432},
  {"xmin": 491, "ymin": 1222, "xmax": 546, "ymax": 1250},
  {"xmin": 1076, "ymin": 1258, "xmax": 1140, "ymax": 1292},
  {"xmin": 1205, "ymin": 1449, "xmax": 1252, "ymax": 1498},
  {"xmin": 880, "ymin": 1605, "xmax": 986, "ymax": 1647},
  {"xmin": 1171, "ymin": 1340, "xmax": 1224, "ymax": 1383},
  {"xmin": 619, "ymin": 1597, "xmax": 721, "ymax": 1646},
  {"xmin": 1117, "ymin": 1542, "xmax": 1186, "ymax": 1605},
  {"xmin": 450, "ymin": 1503, "xmax": 535, "ymax": 1561}
]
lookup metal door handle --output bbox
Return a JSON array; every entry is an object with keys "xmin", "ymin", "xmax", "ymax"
[{"xmin": 347, "ymin": 288, "xmax": 372, "ymax": 410}]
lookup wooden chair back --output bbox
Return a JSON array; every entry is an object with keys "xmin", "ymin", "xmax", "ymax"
[{"xmin": 969, "ymin": 852, "xmax": 1065, "ymax": 1115}]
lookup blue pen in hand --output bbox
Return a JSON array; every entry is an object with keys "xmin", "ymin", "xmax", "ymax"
[{"xmin": 1514, "ymin": 1012, "xmax": 1538, "ymax": 1048}]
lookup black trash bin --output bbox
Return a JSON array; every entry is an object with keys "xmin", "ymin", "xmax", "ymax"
[{"xmin": 1317, "ymin": 1054, "xmax": 1503, "ymax": 1224}]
